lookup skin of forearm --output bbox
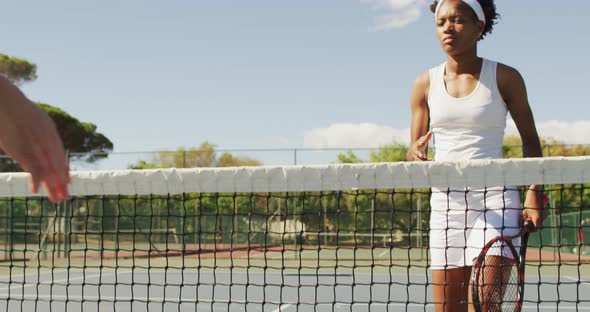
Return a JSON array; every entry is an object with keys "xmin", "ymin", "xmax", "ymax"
[
  {"xmin": 522, "ymin": 141, "xmax": 543, "ymax": 159},
  {"xmin": 0, "ymin": 77, "xmax": 32, "ymax": 122},
  {"xmin": 522, "ymin": 141, "xmax": 545, "ymax": 204}
]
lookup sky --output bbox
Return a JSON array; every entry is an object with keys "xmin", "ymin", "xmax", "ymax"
[{"xmin": 3, "ymin": 0, "xmax": 589, "ymax": 168}]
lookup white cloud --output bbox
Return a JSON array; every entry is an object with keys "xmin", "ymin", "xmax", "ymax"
[
  {"xmin": 507, "ymin": 119, "xmax": 590, "ymax": 145},
  {"xmin": 304, "ymin": 120, "xmax": 590, "ymax": 149},
  {"xmin": 303, "ymin": 123, "xmax": 410, "ymax": 148},
  {"xmin": 363, "ymin": 0, "xmax": 428, "ymax": 31}
]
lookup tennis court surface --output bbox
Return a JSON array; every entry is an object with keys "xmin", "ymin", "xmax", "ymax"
[{"xmin": 0, "ymin": 157, "xmax": 588, "ymax": 311}]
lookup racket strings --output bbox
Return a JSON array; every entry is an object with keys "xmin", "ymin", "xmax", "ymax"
[{"xmin": 477, "ymin": 252, "xmax": 519, "ymax": 311}]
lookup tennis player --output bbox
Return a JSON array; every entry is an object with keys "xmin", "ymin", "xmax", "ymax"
[
  {"xmin": 0, "ymin": 75, "xmax": 70, "ymax": 203},
  {"xmin": 406, "ymin": 1, "xmax": 544, "ymax": 311}
]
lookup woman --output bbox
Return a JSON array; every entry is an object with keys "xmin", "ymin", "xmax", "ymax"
[{"xmin": 406, "ymin": 0, "xmax": 544, "ymax": 311}]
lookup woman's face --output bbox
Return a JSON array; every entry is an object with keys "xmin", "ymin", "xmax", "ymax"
[{"xmin": 435, "ymin": 0, "xmax": 485, "ymax": 56}]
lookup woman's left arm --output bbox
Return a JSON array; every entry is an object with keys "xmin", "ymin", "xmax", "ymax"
[{"xmin": 498, "ymin": 64, "xmax": 545, "ymax": 228}]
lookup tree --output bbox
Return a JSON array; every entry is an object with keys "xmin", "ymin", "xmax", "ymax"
[
  {"xmin": 0, "ymin": 54, "xmax": 37, "ymax": 85},
  {"xmin": 502, "ymin": 135, "xmax": 523, "ymax": 158},
  {"xmin": 216, "ymin": 152, "xmax": 261, "ymax": 167},
  {"xmin": 337, "ymin": 151, "xmax": 364, "ymax": 163},
  {"xmin": 129, "ymin": 142, "xmax": 262, "ymax": 169},
  {"xmin": 152, "ymin": 142, "xmax": 217, "ymax": 168},
  {"xmin": 0, "ymin": 54, "xmax": 113, "ymax": 171},
  {"xmin": 336, "ymin": 142, "xmax": 408, "ymax": 163},
  {"xmin": 368, "ymin": 142, "xmax": 408, "ymax": 162},
  {"xmin": 38, "ymin": 103, "xmax": 113, "ymax": 162},
  {"xmin": 503, "ymin": 135, "xmax": 590, "ymax": 157}
]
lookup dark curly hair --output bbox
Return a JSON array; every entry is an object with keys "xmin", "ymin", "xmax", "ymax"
[{"xmin": 430, "ymin": 0, "xmax": 500, "ymax": 40}]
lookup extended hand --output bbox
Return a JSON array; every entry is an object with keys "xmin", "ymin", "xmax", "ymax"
[
  {"xmin": 0, "ymin": 77, "xmax": 70, "ymax": 202},
  {"xmin": 408, "ymin": 131, "xmax": 432, "ymax": 161}
]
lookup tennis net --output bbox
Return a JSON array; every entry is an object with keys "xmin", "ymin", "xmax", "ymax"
[{"xmin": 0, "ymin": 157, "xmax": 588, "ymax": 311}]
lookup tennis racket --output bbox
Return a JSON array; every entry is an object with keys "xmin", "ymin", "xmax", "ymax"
[{"xmin": 472, "ymin": 218, "xmax": 536, "ymax": 312}]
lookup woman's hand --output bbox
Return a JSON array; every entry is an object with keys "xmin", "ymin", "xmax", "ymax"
[
  {"xmin": 0, "ymin": 77, "xmax": 70, "ymax": 203},
  {"xmin": 522, "ymin": 186, "xmax": 548, "ymax": 229},
  {"xmin": 407, "ymin": 131, "xmax": 432, "ymax": 161}
]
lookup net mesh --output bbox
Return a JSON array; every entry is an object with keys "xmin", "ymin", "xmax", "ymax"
[{"xmin": 0, "ymin": 157, "xmax": 588, "ymax": 311}]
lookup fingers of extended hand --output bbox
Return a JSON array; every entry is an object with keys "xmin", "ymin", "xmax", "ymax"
[
  {"xmin": 32, "ymin": 158, "xmax": 70, "ymax": 203},
  {"xmin": 45, "ymin": 126, "xmax": 71, "ymax": 200},
  {"xmin": 415, "ymin": 151, "xmax": 428, "ymax": 161},
  {"xmin": 408, "ymin": 148, "xmax": 427, "ymax": 161},
  {"xmin": 22, "ymin": 112, "xmax": 70, "ymax": 202},
  {"xmin": 417, "ymin": 131, "xmax": 433, "ymax": 146},
  {"xmin": 40, "ymin": 144, "xmax": 70, "ymax": 203}
]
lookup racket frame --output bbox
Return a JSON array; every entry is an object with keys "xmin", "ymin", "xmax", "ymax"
[{"xmin": 472, "ymin": 230, "xmax": 530, "ymax": 312}]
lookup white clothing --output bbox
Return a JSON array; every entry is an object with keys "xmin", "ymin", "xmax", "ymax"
[
  {"xmin": 426, "ymin": 59, "xmax": 521, "ymax": 269},
  {"xmin": 428, "ymin": 58, "xmax": 507, "ymax": 161}
]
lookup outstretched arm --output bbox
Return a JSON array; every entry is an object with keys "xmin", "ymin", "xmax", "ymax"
[{"xmin": 0, "ymin": 76, "xmax": 70, "ymax": 202}]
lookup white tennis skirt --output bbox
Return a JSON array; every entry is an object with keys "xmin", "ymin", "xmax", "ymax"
[{"xmin": 428, "ymin": 186, "xmax": 522, "ymax": 270}]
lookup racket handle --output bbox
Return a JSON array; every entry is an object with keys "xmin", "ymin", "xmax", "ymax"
[{"xmin": 523, "ymin": 218, "xmax": 537, "ymax": 233}]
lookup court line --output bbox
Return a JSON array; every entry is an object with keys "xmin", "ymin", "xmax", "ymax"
[
  {"xmin": 270, "ymin": 304, "xmax": 293, "ymax": 312},
  {"xmin": 0, "ymin": 273, "xmax": 98, "ymax": 292},
  {"xmin": 563, "ymin": 275, "xmax": 590, "ymax": 287},
  {"xmin": 0, "ymin": 269, "xmax": 135, "ymax": 292}
]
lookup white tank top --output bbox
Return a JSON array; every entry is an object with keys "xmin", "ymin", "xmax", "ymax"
[{"xmin": 428, "ymin": 58, "xmax": 508, "ymax": 161}]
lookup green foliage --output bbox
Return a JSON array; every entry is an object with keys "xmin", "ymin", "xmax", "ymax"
[
  {"xmin": 217, "ymin": 152, "xmax": 261, "ymax": 167},
  {"xmin": 337, "ymin": 151, "xmax": 364, "ymax": 163},
  {"xmin": 337, "ymin": 142, "xmax": 408, "ymax": 164},
  {"xmin": 502, "ymin": 135, "xmax": 524, "ymax": 158},
  {"xmin": 0, "ymin": 53, "xmax": 37, "ymax": 85},
  {"xmin": 503, "ymin": 135, "xmax": 590, "ymax": 158},
  {"xmin": 368, "ymin": 142, "xmax": 408, "ymax": 162},
  {"xmin": 129, "ymin": 142, "xmax": 262, "ymax": 169},
  {"xmin": 37, "ymin": 103, "xmax": 113, "ymax": 161},
  {"xmin": 153, "ymin": 142, "xmax": 217, "ymax": 168},
  {"xmin": 129, "ymin": 160, "xmax": 160, "ymax": 170}
]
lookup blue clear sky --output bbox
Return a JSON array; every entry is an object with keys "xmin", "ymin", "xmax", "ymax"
[{"xmin": 3, "ymin": 0, "xmax": 589, "ymax": 166}]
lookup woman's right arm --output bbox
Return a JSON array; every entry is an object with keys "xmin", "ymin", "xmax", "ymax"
[{"xmin": 407, "ymin": 71, "xmax": 432, "ymax": 161}]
